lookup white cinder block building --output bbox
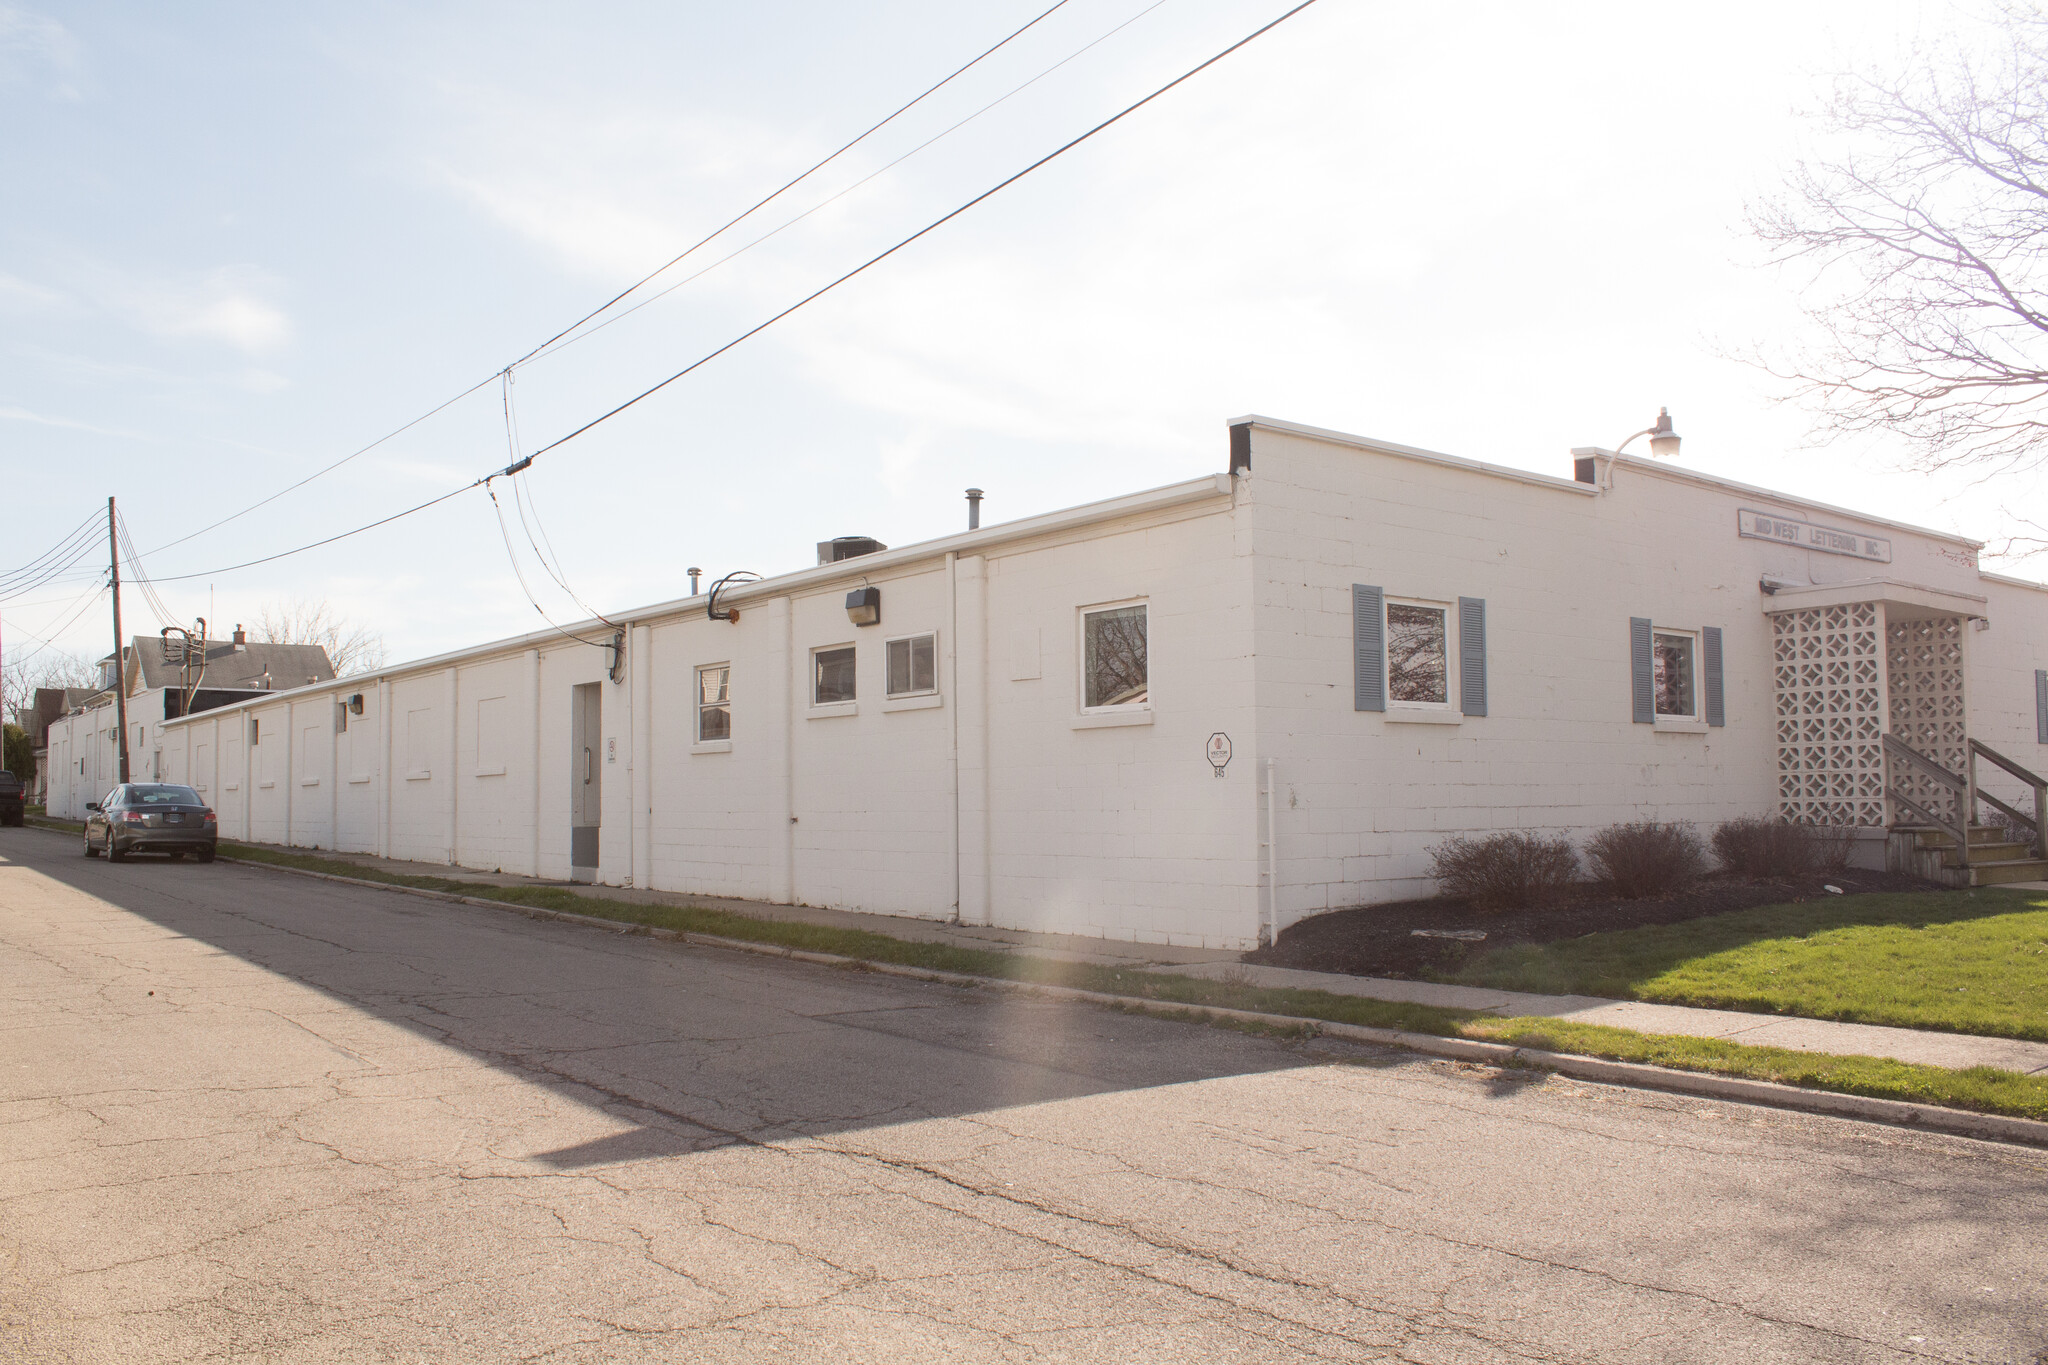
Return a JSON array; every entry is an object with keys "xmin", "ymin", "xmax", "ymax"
[{"xmin": 46, "ymin": 416, "xmax": 2048, "ymax": 949}]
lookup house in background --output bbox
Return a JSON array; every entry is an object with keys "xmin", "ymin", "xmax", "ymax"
[
  {"xmin": 47, "ymin": 415, "xmax": 2048, "ymax": 951},
  {"xmin": 44, "ymin": 627, "xmax": 335, "ymax": 800}
]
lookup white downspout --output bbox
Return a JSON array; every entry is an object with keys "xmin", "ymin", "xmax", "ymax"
[
  {"xmin": 946, "ymin": 550, "xmax": 960, "ymax": 922},
  {"xmin": 377, "ymin": 678, "xmax": 392, "ymax": 860},
  {"xmin": 1264, "ymin": 757, "xmax": 1279, "ymax": 946},
  {"xmin": 528, "ymin": 647, "xmax": 542, "ymax": 879},
  {"xmin": 443, "ymin": 666, "xmax": 458, "ymax": 865}
]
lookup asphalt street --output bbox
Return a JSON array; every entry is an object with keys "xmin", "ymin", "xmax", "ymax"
[{"xmin": 2, "ymin": 827, "xmax": 2043, "ymax": 1363}]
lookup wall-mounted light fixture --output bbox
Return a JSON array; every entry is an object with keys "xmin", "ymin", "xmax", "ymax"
[
  {"xmin": 347, "ymin": 693, "xmax": 365, "ymax": 715},
  {"xmin": 845, "ymin": 586, "xmax": 881, "ymax": 627}
]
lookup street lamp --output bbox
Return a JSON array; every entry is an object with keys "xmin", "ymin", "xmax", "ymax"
[{"xmin": 1615, "ymin": 407, "xmax": 1682, "ymax": 459}]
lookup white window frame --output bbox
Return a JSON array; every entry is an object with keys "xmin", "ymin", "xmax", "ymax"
[
  {"xmin": 810, "ymin": 642, "xmax": 858, "ymax": 716},
  {"xmin": 1652, "ymin": 627, "xmax": 1701, "ymax": 724},
  {"xmin": 1384, "ymin": 594, "xmax": 1458, "ymax": 714},
  {"xmin": 884, "ymin": 631, "xmax": 939, "ymax": 700},
  {"xmin": 1078, "ymin": 598, "xmax": 1150, "ymax": 717},
  {"xmin": 695, "ymin": 662, "xmax": 732, "ymax": 746}
]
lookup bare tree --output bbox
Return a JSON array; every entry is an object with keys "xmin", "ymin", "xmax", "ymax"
[
  {"xmin": 2, "ymin": 652, "xmax": 100, "ymax": 726},
  {"xmin": 1751, "ymin": 3, "xmax": 2048, "ymax": 543},
  {"xmin": 254, "ymin": 598, "xmax": 387, "ymax": 677}
]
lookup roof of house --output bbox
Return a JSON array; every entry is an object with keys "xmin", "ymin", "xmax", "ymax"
[{"xmin": 110, "ymin": 636, "xmax": 336, "ymax": 692}]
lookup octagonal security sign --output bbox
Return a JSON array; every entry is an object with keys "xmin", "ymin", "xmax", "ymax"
[{"xmin": 1206, "ymin": 732, "xmax": 1232, "ymax": 777}]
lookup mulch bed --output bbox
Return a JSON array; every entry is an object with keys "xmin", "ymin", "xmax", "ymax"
[{"xmin": 1244, "ymin": 868, "xmax": 1949, "ymax": 982}]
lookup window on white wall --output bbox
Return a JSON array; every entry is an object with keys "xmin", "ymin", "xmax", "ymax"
[
  {"xmin": 885, "ymin": 634, "xmax": 937, "ymax": 697},
  {"xmin": 1386, "ymin": 600, "xmax": 1452, "ymax": 706},
  {"xmin": 1082, "ymin": 602, "xmax": 1148, "ymax": 709},
  {"xmin": 1653, "ymin": 630, "xmax": 1697, "ymax": 717},
  {"xmin": 813, "ymin": 646, "xmax": 856, "ymax": 705},
  {"xmin": 697, "ymin": 664, "xmax": 731, "ymax": 740}
]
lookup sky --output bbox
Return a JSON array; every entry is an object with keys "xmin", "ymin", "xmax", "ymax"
[{"xmin": 3, "ymin": 0, "xmax": 2040, "ymax": 679}]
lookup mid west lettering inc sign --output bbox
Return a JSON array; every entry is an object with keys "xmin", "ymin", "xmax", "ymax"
[{"xmin": 1737, "ymin": 509, "xmax": 1892, "ymax": 564}]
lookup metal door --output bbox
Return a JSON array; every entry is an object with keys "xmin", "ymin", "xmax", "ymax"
[{"xmin": 570, "ymin": 683, "xmax": 601, "ymax": 879}]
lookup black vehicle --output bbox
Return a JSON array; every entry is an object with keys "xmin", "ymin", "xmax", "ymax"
[
  {"xmin": 83, "ymin": 784, "xmax": 218, "ymax": 863},
  {"xmin": 0, "ymin": 770, "xmax": 23, "ymax": 827}
]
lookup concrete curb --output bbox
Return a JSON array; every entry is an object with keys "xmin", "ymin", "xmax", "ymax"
[{"xmin": 118, "ymin": 841, "xmax": 2048, "ymax": 1150}]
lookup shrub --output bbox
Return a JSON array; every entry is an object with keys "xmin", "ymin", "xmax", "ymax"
[
  {"xmin": 1805, "ymin": 824, "xmax": 1857, "ymax": 873},
  {"xmin": 1587, "ymin": 820, "xmax": 1707, "ymax": 897},
  {"xmin": 1428, "ymin": 832, "xmax": 1580, "ymax": 912},
  {"xmin": 1711, "ymin": 816, "xmax": 1813, "ymax": 877}
]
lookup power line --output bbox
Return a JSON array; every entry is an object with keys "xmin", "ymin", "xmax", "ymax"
[
  {"xmin": 136, "ymin": 4, "xmax": 1075, "ymax": 563},
  {"xmin": 484, "ymin": 483, "xmax": 614, "ymax": 649},
  {"xmin": 506, "ymin": 0, "xmax": 1076, "ymax": 370},
  {"xmin": 0, "ymin": 512, "xmax": 104, "ymax": 599},
  {"xmin": 523, "ymin": 0, "xmax": 1323, "ymax": 466},
  {"xmin": 95, "ymin": 0, "xmax": 1322, "ymax": 592},
  {"xmin": 141, "ymin": 480, "xmax": 486, "ymax": 583},
  {"xmin": 519, "ymin": 0, "xmax": 1174, "ymax": 370}
]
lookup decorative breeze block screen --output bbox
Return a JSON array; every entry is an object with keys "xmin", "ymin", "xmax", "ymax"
[
  {"xmin": 1886, "ymin": 615, "xmax": 1968, "ymax": 825},
  {"xmin": 1773, "ymin": 603, "xmax": 1886, "ymax": 827}
]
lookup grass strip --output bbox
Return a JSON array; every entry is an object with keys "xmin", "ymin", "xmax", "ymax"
[
  {"xmin": 36, "ymin": 833, "xmax": 2048, "ymax": 1126},
  {"xmin": 1467, "ymin": 1017, "xmax": 2048, "ymax": 1121},
  {"xmin": 1451, "ymin": 890, "xmax": 2048, "ymax": 1041}
]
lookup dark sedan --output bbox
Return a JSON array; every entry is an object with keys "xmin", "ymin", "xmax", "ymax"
[{"xmin": 83, "ymin": 784, "xmax": 218, "ymax": 863}]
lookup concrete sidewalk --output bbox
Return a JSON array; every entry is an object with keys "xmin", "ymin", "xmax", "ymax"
[
  {"xmin": 64, "ymin": 827, "xmax": 2045, "ymax": 1079},
  {"xmin": 1146, "ymin": 960, "xmax": 2048, "ymax": 1075}
]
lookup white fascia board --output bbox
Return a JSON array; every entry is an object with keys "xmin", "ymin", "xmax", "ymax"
[
  {"xmin": 1980, "ymin": 569, "xmax": 2048, "ymax": 595},
  {"xmin": 1233, "ymin": 414, "xmax": 1597, "ymax": 497},
  {"xmin": 1571, "ymin": 447, "xmax": 1986, "ymax": 552},
  {"xmin": 161, "ymin": 473, "xmax": 1234, "ymax": 729},
  {"xmin": 1762, "ymin": 577, "xmax": 1989, "ymax": 619}
]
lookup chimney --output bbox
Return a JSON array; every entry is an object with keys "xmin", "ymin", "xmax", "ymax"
[
  {"xmin": 232, "ymin": 624, "xmax": 247, "ymax": 651},
  {"xmin": 966, "ymin": 488, "xmax": 983, "ymax": 531}
]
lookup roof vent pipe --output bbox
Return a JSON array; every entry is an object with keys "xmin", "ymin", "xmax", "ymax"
[
  {"xmin": 687, "ymin": 567, "xmax": 702, "ymax": 596},
  {"xmin": 966, "ymin": 488, "xmax": 983, "ymax": 531}
]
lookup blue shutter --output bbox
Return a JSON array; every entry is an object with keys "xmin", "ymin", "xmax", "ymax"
[
  {"xmin": 1630, "ymin": 617, "xmax": 1654, "ymax": 723},
  {"xmin": 1702, "ymin": 627, "xmax": 1725, "ymax": 727},
  {"xmin": 2037, "ymin": 669, "xmax": 2048, "ymax": 743},
  {"xmin": 1458, "ymin": 597, "xmax": 1486, "ymax": 717},
  {"xmin": 1354, "ymin": 585, "xmax": 1385, "ymax": 712}
]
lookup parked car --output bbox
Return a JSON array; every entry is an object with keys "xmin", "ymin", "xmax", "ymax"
[
  {"xmin": 82, "ymin": 784, "xmax": 218, "ymax": 863},
  {"xmin": 0, "ymin": 770, "xmax": 23, "ymax": 827}
]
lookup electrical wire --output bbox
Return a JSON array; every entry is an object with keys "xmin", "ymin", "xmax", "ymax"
[
  {"xmin": 77, "ymin": 0, "xmax": 1321, "ymax": 593},
  {"xmin": 519, "ymin": 0, "xmax": 1174, "ymax": 369},
  {"xmin": 506, "ymin": 0, "xmax": 1076, "ymax": 370},
  {"xmin": 116, "ymin": 514, "xmax": 179, "ymax": 632},
  {"xmin": 3, "ymin": 580, "xmax": 110, "ymax": 674},
  {"xmin": 522, "ymin": 0, "xmax": 1323, "ymax": 466},
  {"xmin": 484, "ymin": 482, "xmax": 614, "ymax": 649},
  {"xmin": 139, "ymin": 480, "xmax": 487, "ymax": 583},
  {"xmin": 0, "ymin": 514, "xmax": 103, "ymax": 599},
  {"xmin": 499, "ymin": 369, "xmax": 619, "ymax": 628},
  {"xmin": 135, "ymin": 4, "xmax": 1076, "ymax": 563}
]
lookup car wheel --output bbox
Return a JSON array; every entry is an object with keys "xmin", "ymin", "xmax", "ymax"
[
  {"xmin": 106, "ymin": 835, "xmax": 125, "ymax": 864},
  {"xmin": 169, "ymin": 852, "xmax": 185, "ymax": 862},
  {"xmin": 197, "ymin": 847, "xmax": 215, "ymax": 864}
]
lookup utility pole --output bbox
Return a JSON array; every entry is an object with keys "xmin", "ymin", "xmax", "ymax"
[{"xmin": 109, "ymin": 496, "xmax": 129, "ymax": 785}]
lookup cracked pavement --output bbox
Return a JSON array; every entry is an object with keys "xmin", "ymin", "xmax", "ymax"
[{"xmin": 2, "ymin": 829, "xmax": 2044, "ymax": 1363}]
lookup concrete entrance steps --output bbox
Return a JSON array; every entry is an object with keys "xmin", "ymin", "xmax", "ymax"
[
  {"xmin": 1139, "ymin": 960, "xmax": 2048, "ymax": 1076},
  {"xmin": 1894, "ymin": 823, "xmax": 2048, "ymax": 887}
]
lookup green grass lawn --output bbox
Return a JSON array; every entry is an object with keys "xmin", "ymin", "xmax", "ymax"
[{"xmin": 1451, "ymin": 889, "xmax": 2048, "ymax": 1040}]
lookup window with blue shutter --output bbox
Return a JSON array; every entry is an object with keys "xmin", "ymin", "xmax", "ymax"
[
  {"xmin": 1630, "ymin": 618, "xmax": 1654, "ymax": 723},
  {"xmin": 1458, "ymin": 597, "xmax": 1486, "ymax": 717},
  {"xmin": 1354, "ymin": 585, "xmax": 1385, "ymax": 712},
  {"xmin": 1702, "ymin": 627, "xmax": 1725, "ymax": 727}
]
